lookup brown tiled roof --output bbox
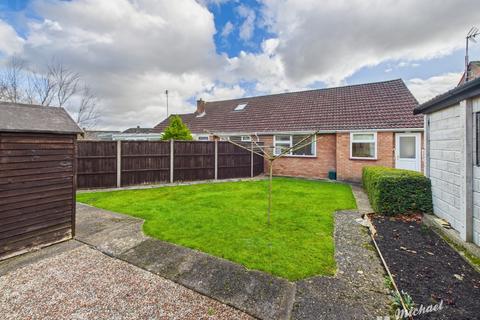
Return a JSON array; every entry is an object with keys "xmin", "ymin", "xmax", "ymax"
[{"xmin": 153, "ymin": 79, "xmax": 423, "ymax": 134}]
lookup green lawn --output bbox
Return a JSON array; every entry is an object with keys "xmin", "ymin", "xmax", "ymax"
[{"xmin": 77, "ymin": 178, "xmax": 356, "ymax": 280}]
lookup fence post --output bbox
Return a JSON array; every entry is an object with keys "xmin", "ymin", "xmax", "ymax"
[
  {"xmin": 170, "ymin": 139, "xmax": 174, "ymax": 183},
  {"xmin": 214, "ymin": 139, "xmax": 218, "ymax": 180},
  {"xmin": 116, "ymin": 140, "xmax": 122, "ymax": 188},
  {"xmin": 251, "ymin": 141, "xmax": 254, "ymax": 177}
]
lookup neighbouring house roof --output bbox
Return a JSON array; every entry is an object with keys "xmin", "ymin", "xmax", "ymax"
[
  {"xmin": 153, "ymin": 79, "xmax": 422, "ymax": 134},
  {"xmin": 122, "ymin": 126, "xmax": 154, "ymax": 134},
  {"xmin": 414, "ymin": 76, "xmax": 480, "ymax": 115},
  {"xmin": 0, "ymin": 102, "xmax": 83, "ymax": 134},
  {"xmin": 81, "ymin": 130, "xmax": 121, "ymax": 140}
]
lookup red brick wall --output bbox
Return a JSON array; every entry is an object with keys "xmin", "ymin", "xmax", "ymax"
[
  {"xmin": 259, "ymin": 134, "xmax": 337, "ymax": 179},
  {"xmin": 336, "ymin": 132, "xmax": 395, "ymax": 182},
  {"xmin": 253, "ymin": 132, "xmax": 423, "ymax": 182}
]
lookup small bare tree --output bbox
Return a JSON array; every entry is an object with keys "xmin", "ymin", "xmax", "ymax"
[
  {"xmin": 208, "ymin": 131, "xmax": 319, "ymax": 225},
  {"xmin": 0, "ymin": 56, "xmax": 99, "ymax": 128}
]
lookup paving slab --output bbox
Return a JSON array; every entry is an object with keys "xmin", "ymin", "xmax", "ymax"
[{"xmin": 76, "ymin": 204, "xmax": 147, "ymax": 256}]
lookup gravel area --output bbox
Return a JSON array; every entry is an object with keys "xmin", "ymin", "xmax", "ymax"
[{"xmin": 0, "ymin": 245, "xmax": 252, "ymax": 320}]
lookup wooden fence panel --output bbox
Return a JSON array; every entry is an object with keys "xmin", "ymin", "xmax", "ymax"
[
  {"xmin": 121, "ymin": 141, "xmax": 170, "ymax": 186},
  {"xmin": 253, "ymin": 153, "xmax": 264, "ymax": 176},
  {"xmin": 173, "ymin": 141, "xmax": 215, "ymax": 182},
  {"xmin": 77, "ymin": 140, "xmax": 264, "ymax": 189},
  {"xmin": 77, "ymin": 141, "xmax": 116, "ymax": 188},
  {"xmin": 217, "ymin": 141, "xmax": 251, "ymax": 179}
]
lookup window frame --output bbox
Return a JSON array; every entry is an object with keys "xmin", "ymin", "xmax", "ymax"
[
  {"xmin": 350, "ymin": 132, "xmax": 377, "ymax": 160},
  {"xmin": 241, "ymin": 135, "xmax": 252, "ymax": 142},
  {"xmin": 196, "ymin": 135, "xmax": 210, "ymax": 141},
  {"xmin": 273, "ymin": 134, "xmax": 317, "ymax": 157}
]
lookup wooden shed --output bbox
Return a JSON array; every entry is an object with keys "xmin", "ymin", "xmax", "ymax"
[{"xmin": 0, "ymin": 102, "xmax": 83, "ymax": 260}]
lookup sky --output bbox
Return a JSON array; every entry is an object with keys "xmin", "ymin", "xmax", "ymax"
[{"xmin": 0, "ymin": 0, "xmax": 479, "ymax": 130}]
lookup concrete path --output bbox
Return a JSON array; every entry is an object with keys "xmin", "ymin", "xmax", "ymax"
[{"xmin": 74, "ymin": 190, "xmax": 390, "ymax": 320}]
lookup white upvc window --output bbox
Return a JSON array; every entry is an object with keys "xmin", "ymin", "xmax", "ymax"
[
  {"xmin": 273, "ymin": 134, "xmax": 316, "ymax": 157},
  {"xmin": 350, "ymin": 132, "xmax": 377, "ymax": 159},
  {"xmin": 241, "ymin": 135, "xmax": 251, "ymax": 142},
  {"xmin": 196, "ymin": 135, "xmax": 209, "ymax": 141}
]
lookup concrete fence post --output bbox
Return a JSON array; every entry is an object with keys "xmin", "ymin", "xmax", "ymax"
[
  {"xmin": 170, "ymin": 139, "xmax": 174, "ymax": 183},
  {"xmin": 214, "ymin": 139, "xmax": 218, "ymax": 180},
  {"xmin": 251, "ymin": 141, "xmax": 254, "ymax": 177},
  {"xmin": 116, "ymin": 140, "xmax": 122, "ymax": 188}
]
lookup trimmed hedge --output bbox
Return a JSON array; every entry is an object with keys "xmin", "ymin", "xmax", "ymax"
[{"xmin": 362, "ymin": 166, "xmax": 433, "ymax": 215}]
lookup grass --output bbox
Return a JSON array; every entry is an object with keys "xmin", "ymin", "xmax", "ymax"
[{"xmin": 77, "ymin": 177, "xmax": 357, "ymax": 280}]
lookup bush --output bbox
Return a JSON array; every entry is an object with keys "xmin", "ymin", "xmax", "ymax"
[
  {"xmin": 161, "ymin": 115, "xmax": 193, "ymax": 141},
  {"xmin": 362, "ymin": 166, "xmax": 433, "ymax": 215}
]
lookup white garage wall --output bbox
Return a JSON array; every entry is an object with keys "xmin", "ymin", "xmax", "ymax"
[
  {"xmin": 472, "ymin": 97, "xmax": 480, "ymax": 245},
  {"xmin": 427, "ymin": 104, "xmax": 464, "ymax": 233}
]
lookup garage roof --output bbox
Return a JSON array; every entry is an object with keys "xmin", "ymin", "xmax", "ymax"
[
  {"xmin": 0, "ymin": 102, "xmax": 83, "ymax": 134},
  {"xmin": 414, "ymin": 77, "xmax": 480, "ymax": 115}
]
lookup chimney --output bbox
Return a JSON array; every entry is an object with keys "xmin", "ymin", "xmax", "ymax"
[{"xmin": 196, "ymin": 99, "xmax": 206, "ymax": 115}]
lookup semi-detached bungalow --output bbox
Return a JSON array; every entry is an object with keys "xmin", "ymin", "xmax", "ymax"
[{"xmin": 153, "ymin": 79, "xmax": 424, "ymax": 182}]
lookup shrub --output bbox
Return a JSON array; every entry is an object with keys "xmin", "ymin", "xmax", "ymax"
[
  {"xmin": 161, "ymin": 115, "xmax": 193, "ymax": 141},
  {"xmin": 362, "ymin": 166, "xmax": 433, "ymax": 215}
]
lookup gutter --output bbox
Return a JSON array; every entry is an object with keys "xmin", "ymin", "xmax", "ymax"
[{"xmin": 194, "ymin": 128, "xmax": 424, "ymax": 136}]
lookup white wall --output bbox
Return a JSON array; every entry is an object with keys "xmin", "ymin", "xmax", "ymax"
[
  {"xmin": 472, "ymin": 97, "xmax": 480, "ymax": 245},
  {"xmin": 428, "ymin": 103, "xmax": 464, "ymax": 232},
  {"xmin": 428, "ymin": 97, "xmax": 478, "ymax": 246}
]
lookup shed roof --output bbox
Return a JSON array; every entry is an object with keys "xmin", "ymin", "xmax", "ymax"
[{"xmin": 0, "ymin": 102, "xmax": 83, "ymax": 134}]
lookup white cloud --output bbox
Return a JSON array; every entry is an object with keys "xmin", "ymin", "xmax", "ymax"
[
  {"xmin": 1, "ymin": 0, "xmax": 477, "ymax": 129},
  {"xmin": 221, "ymin": 21, "xmax": 234, "ymax": 38},
  {"xmin": 407, "ymin": 72, "xmax": 462, "ymax": 103},
  {"xmin": 236, "ymin": 4, "xmax": 256, "ymax": 42},
  {"xmin": 0, "ymin": 19, "xmax": 24, "ymax": 55},
  {"xmin": 260, "ymin": 0, "xmax": 478, "ymax": 85},
  {"xmin": 14, "ymin": 0, "xmax": 222, "ymax": 129},
  {"xmin": 201, "ymin": 84, "xmax": 246, "ymax": 101}
]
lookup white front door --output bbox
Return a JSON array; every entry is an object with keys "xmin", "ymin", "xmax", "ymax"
[{"xmin": 395, "ymin": 133, "xmax": 421, "ymax": 172}]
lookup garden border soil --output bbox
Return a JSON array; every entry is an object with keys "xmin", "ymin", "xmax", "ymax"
[{"xmin": 372, "ymin": 215, "xmax": 480, "ymax": 320}]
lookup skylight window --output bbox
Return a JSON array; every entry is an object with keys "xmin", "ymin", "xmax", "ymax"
[{"xmin": 234, "ymin": 103, "xmax": 247, "ymax": 111}]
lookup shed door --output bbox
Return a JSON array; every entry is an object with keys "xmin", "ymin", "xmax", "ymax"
[{"xmin": 395, "ymin": 133, "xmax": 421, "ymax": 172}]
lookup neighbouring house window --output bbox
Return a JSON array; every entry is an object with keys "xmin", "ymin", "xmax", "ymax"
[
  {"xmin": 274, "ymin": 135, "xmax": 316, "ymax": 156},
  {"xmin": 350, "ymin": 132, "xmax": 377, "ymax": 159},
  {"xmin": 197, "ymin": 135, "xmax": 209, "ymax": 141},
  {"xmin": 228, "ymin": 135, "xmax": 252, "ymax": 142}
]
